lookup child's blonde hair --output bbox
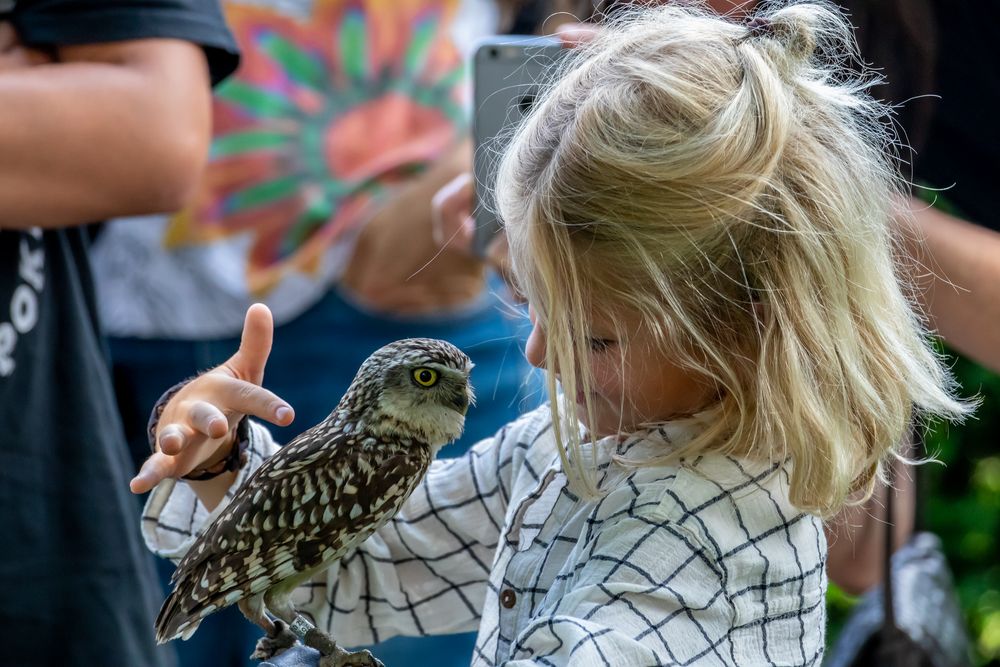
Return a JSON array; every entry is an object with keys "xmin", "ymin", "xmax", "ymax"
[{"xmin": 496, "ymin": 1, "xmax": 970, "ymax": 516}]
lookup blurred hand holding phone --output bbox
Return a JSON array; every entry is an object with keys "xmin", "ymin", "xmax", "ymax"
[
  {"xmin": 431, "ymin": 28, "xmax": 599, "ymax": 290},
  {"xmin": 471, "ymin": 36, "xmax": 568, "ymax": 256}
]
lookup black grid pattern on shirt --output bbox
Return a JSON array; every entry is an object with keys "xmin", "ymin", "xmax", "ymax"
[{"xmin": 496, "ymin": 456, "xmax": 825, "ymax": 666}]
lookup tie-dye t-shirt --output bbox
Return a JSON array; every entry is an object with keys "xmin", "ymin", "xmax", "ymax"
[{"xmin": 92, "ymin": 0, "xmax": 498, "ymax": 338}]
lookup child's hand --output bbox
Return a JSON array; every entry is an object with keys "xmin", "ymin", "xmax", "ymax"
[{"xmin": 129, "ymin": 304, "xmax": 295, "ymax": 494}]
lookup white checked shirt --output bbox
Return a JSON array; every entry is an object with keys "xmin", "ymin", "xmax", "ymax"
[{"xmin": 144, "ymin": 405, "xmax": 827, "ymax": 666}]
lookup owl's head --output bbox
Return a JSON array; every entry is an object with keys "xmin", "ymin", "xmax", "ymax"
[{"xmin": 347, "ymin": 338, "xmax": 475, "ymax": 450}]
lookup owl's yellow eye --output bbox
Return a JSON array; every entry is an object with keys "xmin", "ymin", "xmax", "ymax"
[{"xmin": 412, "ymin": 367, "xmax": 439, "ymax": 387}]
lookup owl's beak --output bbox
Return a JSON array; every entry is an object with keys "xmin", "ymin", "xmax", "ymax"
[{"xmin": 450, "ymin": 390, "xmax": 470, "ymax": 416}]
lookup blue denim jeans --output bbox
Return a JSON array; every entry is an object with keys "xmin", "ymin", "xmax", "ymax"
[{"xmin": 110, "ymin": 283, "xmax": 540, "ymax": 667}]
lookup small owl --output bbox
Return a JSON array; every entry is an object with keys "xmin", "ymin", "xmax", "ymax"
[{"xmin": 155, "ymin": 338, "xmax": 474, "ymax": 667}]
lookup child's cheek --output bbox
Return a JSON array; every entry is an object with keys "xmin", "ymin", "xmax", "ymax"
[{"xmin": 590, "ymin": 361, "xmax": 626, "ymax": 402}]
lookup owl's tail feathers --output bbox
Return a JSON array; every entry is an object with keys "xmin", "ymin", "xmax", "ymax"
[
  {"xmin": 156, "ymin": 570, "xmax": 250, "ymax": 643},
  {"xmin": 155, "ymin": 587, "xmax": 205, "ymax": 643}
]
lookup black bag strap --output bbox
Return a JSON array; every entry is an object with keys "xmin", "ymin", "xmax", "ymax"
[
  {"xmin": 883, "ymin": 462, "xmax": 898, "ymax": 650},
  {"xmin": 881, "ymin": 433, "xmax": 925, "ymax": 667},
  {"xmin": 913, "ymin": 433, "xmax": 925, "ymax": 532}
]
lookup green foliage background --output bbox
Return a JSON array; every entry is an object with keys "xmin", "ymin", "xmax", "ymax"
[{"xmin": 826, "ymin": 349, "xmax": 1000, "ymax": 666}]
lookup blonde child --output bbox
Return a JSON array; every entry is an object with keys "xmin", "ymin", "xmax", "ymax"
[{"xmin": 131, "ymin": 3, "xmax": 968, "ymax": 664}]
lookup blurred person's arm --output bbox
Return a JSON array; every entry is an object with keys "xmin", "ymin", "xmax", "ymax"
[
  {"xmin": 0, "ymin": 30, "xmax": 213, "ymax": 228},
  {"xmin": 825, "ymin": 465, "xmax": 916, "ymax": 595},
  {"xmin": 903, "ymin": 197, "xmax": 1000, "ymax": 373}
]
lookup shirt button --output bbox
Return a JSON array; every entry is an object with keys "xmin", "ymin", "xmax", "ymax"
[{"xmin": 500, "ymin": 589, "xmax": 517, "ymax": 609}]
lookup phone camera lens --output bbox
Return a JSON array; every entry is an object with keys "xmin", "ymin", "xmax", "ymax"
[{"xmin": 488, "ymin": 47, "xmax": 500, "ymax": 59}]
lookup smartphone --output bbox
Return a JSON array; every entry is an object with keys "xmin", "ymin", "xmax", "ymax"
[{"xmin": 472, "ymin": 36, "xmax": 567, "ymax": 256}]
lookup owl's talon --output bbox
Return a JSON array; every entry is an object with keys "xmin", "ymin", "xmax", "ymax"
[
  {"xmin": 318, "ymin": 647, "xmax": 385, "ymax": 667},
  {"xmin": 250, "ymin": 621, "xmax": 299, "ymax": 660},
  {"xmin": 303, "ymin": 627, "xmax": 337, "ymax": 655}
]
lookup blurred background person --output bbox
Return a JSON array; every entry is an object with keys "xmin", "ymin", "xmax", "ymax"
[{"xmin": 0, "ymin": 0, "xmax": 237, "ymax": 665}]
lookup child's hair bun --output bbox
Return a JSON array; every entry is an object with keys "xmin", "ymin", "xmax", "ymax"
[
  {"xmin": 767, "ymin": 5, "xmax": 818, "ymax": 64},
  {"xmin": 747, "ymin": 3, "xmax": 839, "ymax": 75}
]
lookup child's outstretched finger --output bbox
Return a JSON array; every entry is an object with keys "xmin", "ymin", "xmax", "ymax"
[
  {"xmin": 183, "ymin": 400, "xmax": 230, "ymax": 439},
  {"xmin": 226, "ymin": 303, "xmax": 274, "ymax": 384},
  {"xmin": 129, "ymin": 453, "xmax": 177, "ymax": 494},
  {"xmin": 215, "ymin": 375, "xmax": 294, "ymax": 427},
  {"xmin": 157, "ymin": 423, "xmax": 196, "ymax": 455}
]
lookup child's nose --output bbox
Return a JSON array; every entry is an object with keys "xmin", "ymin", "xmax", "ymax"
[{"xmin": 525, "ymin": 316, "xmax": 546, "ymax": 370}]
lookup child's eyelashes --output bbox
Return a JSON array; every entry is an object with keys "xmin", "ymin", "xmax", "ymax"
[{"xmin": 588, "ymin": 338, "xmax": 616, "ymax": 352}]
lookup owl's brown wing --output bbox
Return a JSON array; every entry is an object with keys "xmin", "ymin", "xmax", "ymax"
[{"xmin": 170, "ymin": 421, "xmax": 342, "ymax": 580}]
